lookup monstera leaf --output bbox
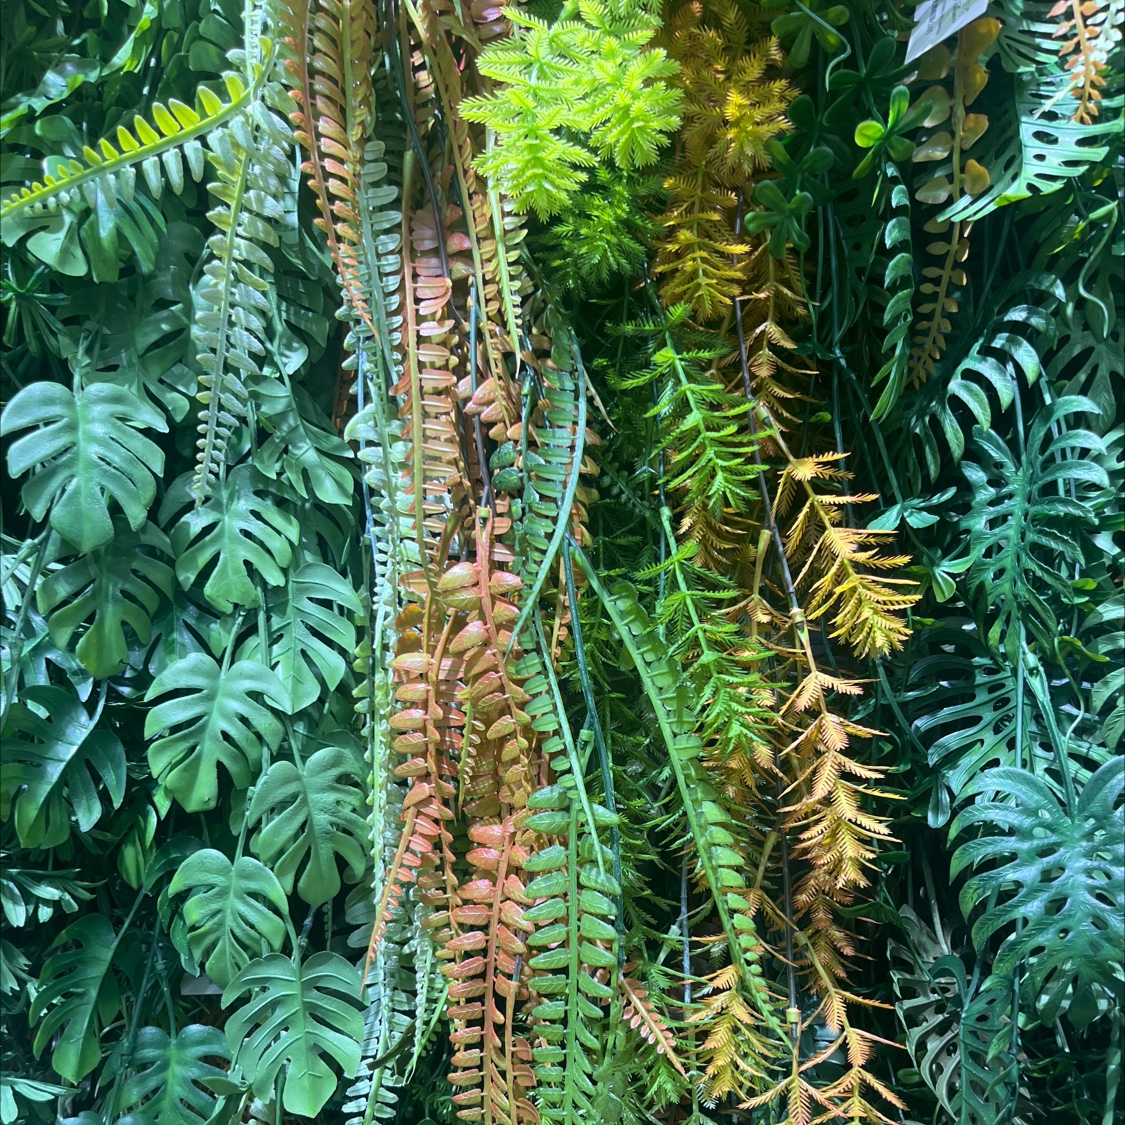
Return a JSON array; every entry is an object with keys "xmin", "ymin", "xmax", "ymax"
[
  {"xmin": 890, "ymin": 907, "xmax": 1017, "ymax": 1125},
  {"xmin": 960, "ymin": 396, "xmax": 1108, "ymax": 657},
  {"xmin": 168, "ymin": 849, "xmax": 289, "ymax": 989},
  {"xmin": 117, "ymin": 1025, "xmax": 230, "ymax": 1125},
  {"xmin": 0, "ymin": 862, "xmax": 92, "ymax": 928},
  {"xmin": 223, "ymin": 951, "xmax": 367, "ymax": 1118},
  {"xmin": 252, "ymin": 375, "xmax": 355, "ymax": 506},
  {"xmin": 73, "ymin": 278, "xmax": 200, "ymax": 423},
  {"xmin": 899, "ymin": 285, "xmax": 1062, "ymax": 483},
  {"xmin": 951, "ymin": 758, "xmax": 1125, "ymax": 1026},
  {"xmin": 1086, "ymin": 592, "xmax": 1124, "ymax": 750},
  {"xmin": 29, "ymin": 915, "xmax": 121, "ymax": 1082},
  {"xmin": 905, "ymin": 627, "xmax": 1110, "ymax": 825},
  {"xmin": 247, "ymin": 743, "xmax": 367, "ymax": 906},
  {"xmin": 237, "ymin": 562, "xmax": 360, "ymax": 712},
  {"xmin": 1, "ymin": 381, "xmax": 167, "ymax": 552},
  {"xmin": 0, "ymin": 685, "xmax": 126, "ymax": 849},
  {"xmin": 144, "ymin": 653, "xmax": 286, "ymax": 811},
  {"xmin": 941, "ymin": 70, "xmax": 1114, "ymax": 223},
  {"xmin": 36, "ymin": 520, "xmax": 174, "ymax": 678},
  {"xmin": 162, "ymin": 465, "xmax": 299, "ymax": 614}
]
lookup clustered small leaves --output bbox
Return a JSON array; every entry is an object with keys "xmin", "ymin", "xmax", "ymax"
[{"xmin": 462, "ymin": 0, "xmax": 683, "ymax": 217}]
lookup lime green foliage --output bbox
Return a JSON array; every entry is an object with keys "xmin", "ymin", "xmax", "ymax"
[
  {"xmin": 532, "ymin": 168, "xmax": 660, "ymax": 292},
  {"xmin": 615, "ymin": 305, "xmax": 766, "ymax": 514},
  {"xmin": 853, "ymin": 85, "xmax": 929, "ymax": 178},
  {"xmin": 0, "ymin": 74, "xmax": 253, "ymax": 226},
  {"xmin": 462, "ymin": 0, "xmax": 681, "ymax": 216}
]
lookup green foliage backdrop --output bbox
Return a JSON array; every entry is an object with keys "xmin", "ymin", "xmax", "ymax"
[{"xmin": 0, "ymin": 0, "xmax": 1121, "ymax": 1122}]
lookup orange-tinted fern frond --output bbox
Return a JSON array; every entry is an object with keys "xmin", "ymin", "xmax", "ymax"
[
  {"xmin": 404, "ymin": 0, "xmax": 527, "ymax": 433},
  {"xmin": 688, "ymin": 967, "xmax": 778, "ymax": 1101},
  {"xmin": 1050, "ymin": 0, "xmax": 1121, "ymax": 122},
  {"xmin": 768, "ymin": 448, "xmax": 919, "ymax": 660},
  {"xmin": 907, "ymin": 19, "xmax": 1000, "ymax": 385},
  {"xmin": 279, "ymin": 0, "xmax": 382, "ymax": 341},
  {"xmin": 363, "ymin": 588, "xmax": 462, "ymax": 975},
  {"xmin": 742, "ymin": 1008, "xmax": 905, "ymax": 1124},
  {"xmin": 653, "ymin": 0, "xmax": 796, "ymax": 319},
  {"xmin": 620, "ymin": 973, "xmax": 689, "ymax": 1078},
  {"xmin": 439, "ymin": 512, "xmax": 541, "ymax": 1125}
]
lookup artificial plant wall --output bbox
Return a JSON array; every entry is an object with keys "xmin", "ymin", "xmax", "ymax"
[{"xmin": 0, "ymin": 0, "xmax": 1121, "ymax": 1123}]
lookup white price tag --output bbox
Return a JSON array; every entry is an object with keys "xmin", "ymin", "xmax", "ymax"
[{"xmin": 905, "ymin": 0, "xmax": 989, "ymax": 62}]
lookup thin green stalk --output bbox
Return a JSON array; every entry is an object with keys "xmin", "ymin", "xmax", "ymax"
[
  {"xmin": 95, "ymin": 887, "xmax": 150, "ymax": 1124},
  {"xmin": 532, "ymin": 610, "xmax": 606, "ymax": 877},
  {"xmin": 563, "ymin": 538, "xmax": 624, "ymax": 950}
]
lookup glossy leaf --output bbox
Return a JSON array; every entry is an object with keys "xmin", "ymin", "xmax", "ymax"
[
  {"xmin": 168, "ymin": 849, "xmax": 289, "ymax": 989},
  {"xmin": 952, "ymin": 758, "xmax": 1125, "ymax": 1024},
  {"xmin": 237, "ymin": 562, "xmax": 360, "ymax": 713},
  {"xmin": 163, "ymin": 466, "xmax": 300, "ymax": 615},
  {"xmin": 2, "ymin": 382, "xmax": 167, "ymax": 553},
  {"xmin": 144, "ymin": 653, "xmax": 286, "ymax": 812},
  {"xmin": 36, "ymin": 521, "xmax": 174, "ymax": 678},
  {"xmin": 223, "ymin": 951, "xmax": 367, "ymax": 1117},
  {"xmin": 0, "ymin": 686, "xmax": 126, "ymax": 849},
  {"xmin": 117, "ymin": 1025, "xmax": 231, "ymax": 1125},
  {"xmin": 247, "ymin": 744, "xmax": 367, "ymax": 906},
  {"xmin": 29, "ymin": 916, "xmax": 120, "ymax": 1082}
]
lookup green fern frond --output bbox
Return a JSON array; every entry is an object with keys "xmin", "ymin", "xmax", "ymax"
[
  {"xmin": 1, "ymin": 71, "xmax": 257, "ymax": 228},
  {"xmin": 523, "ymin": 778, "xmax": 622, "ymax": 1124},
  {"xmin": 615, "ymin": 303, "xmax": 767, "ymax": 516},
  {"xmin": 871, "ymin": 164, "xmax": 917, "ymax": 421},
  {"xmin": 940, "ymin": 69, "xmax": 1117, "ymax": 224},
  {"xmin": 571, "ymin": 552, "xmax": 782, "ymax": 1033},
  {"xmin": 191, "ymin": 94, "xmax": 295, "ymax": 501}
]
